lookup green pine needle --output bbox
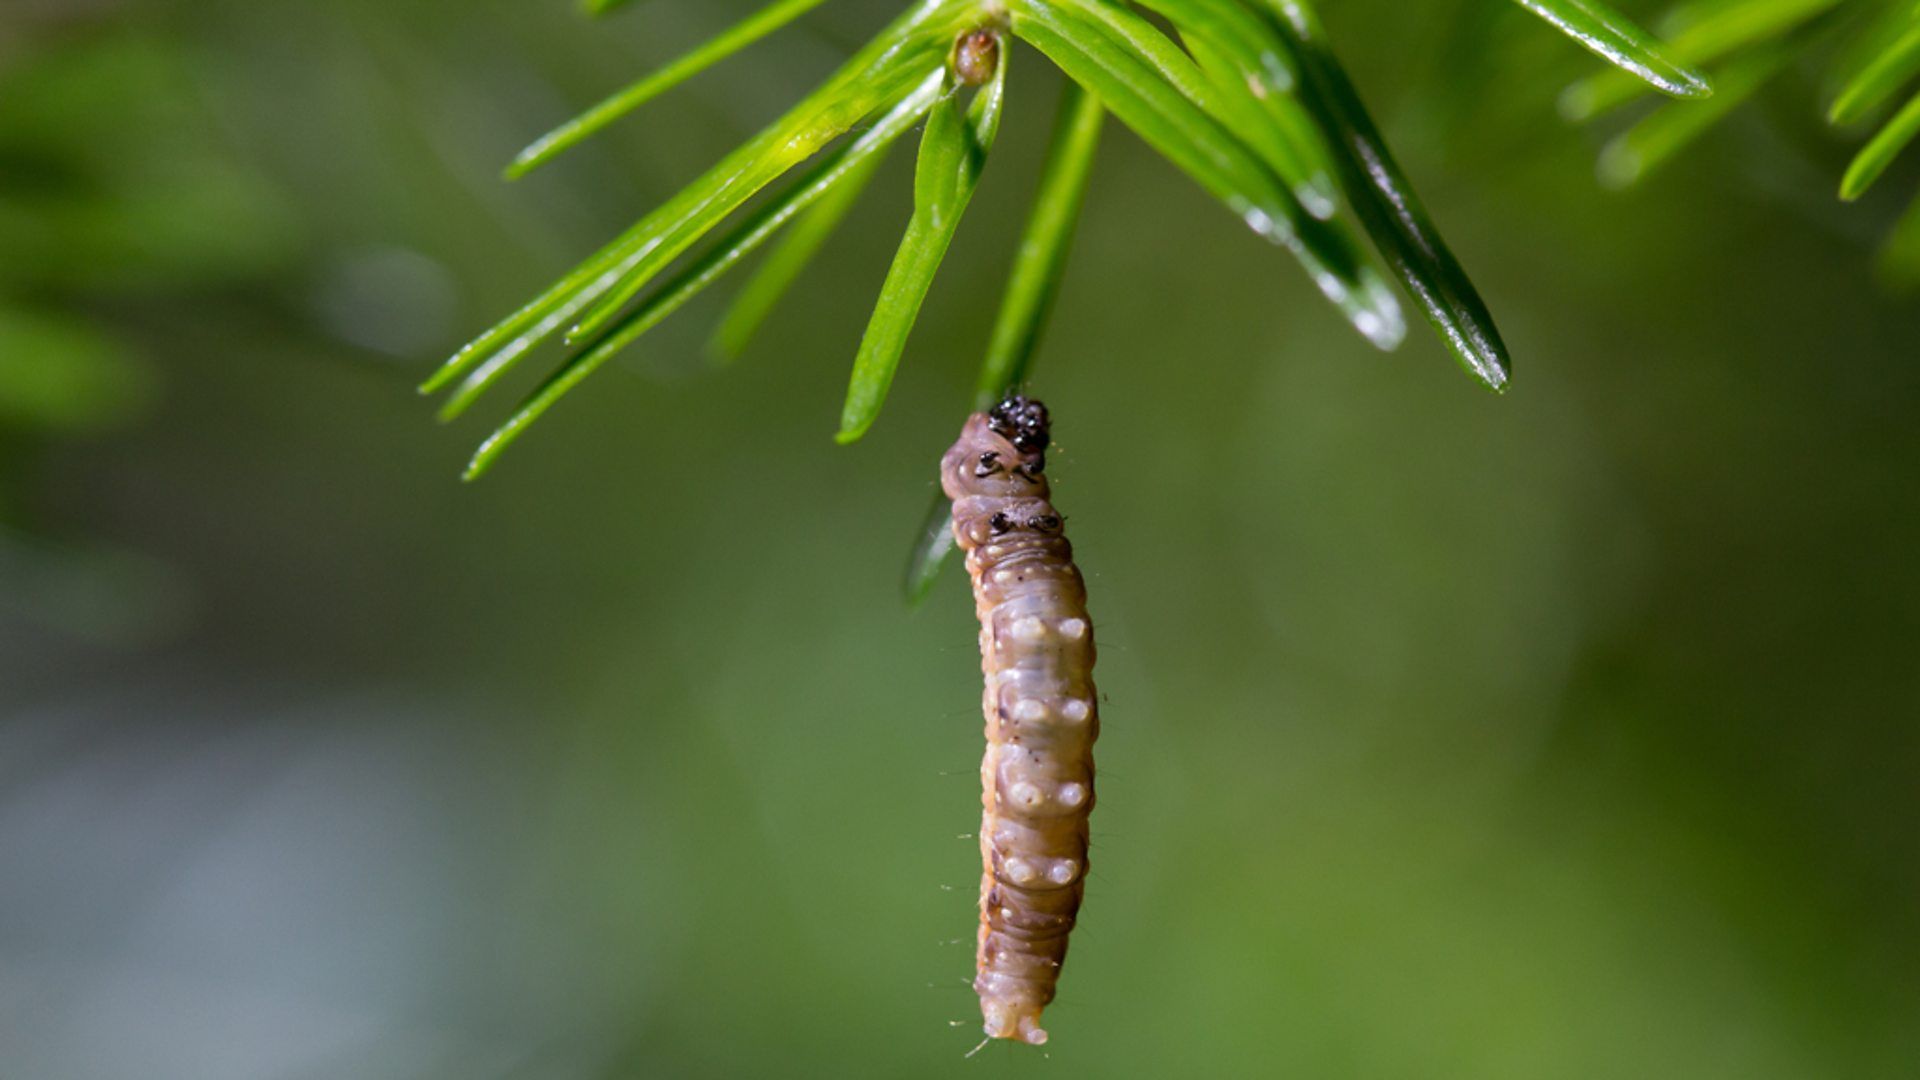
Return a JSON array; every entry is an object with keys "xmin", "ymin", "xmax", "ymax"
[
  {"xmin": 976, "ymin": 81, "xmax": 1105, "ymax": 405},
  {"xmin": 1009, "ymin": 0, "xmax": 1405, "ymax": 350},
  {"xmin": 1512, "ymin": 0, "xmax": 1715, "ymax": 99},
  {"xmin": 1830, "ymin": 19, "xmax": 1920, "ymax": 125},
  {"xmin": 1261, "ymin": 0, "xmax": 1512, "ymax": 391},
  {"xmin": 420, "ymin": 0, "xmax": 972, "ymax": 404},
  {"xmin": 1560, "ymin": 0, "xmax": 1841, "ymax": 121},
  {"xmin": 1597, "ymin": 41, "xmax": 1795, "ymax": 188},
  {"xmin": 508, "ymin": 0, "xmax": 834, "ymax": 179},
  {"xmin": 1841, "ymin": 88, "xmax": 1920, "ymax": 200},
  {"xmin": 837, "ymin": 52, "xmax": 1008, "ymax": 445},
  {"xmin": 461, "ymin": 0, "xmax": 1893, "ymax": 480},
  {"xmin": 462, "ymin": 72, "xmax": 948, "ymax": 478},
  {"xmin": 709, "ymin": 147, "xmax": 892, "ymax": 362},
  {"xmin": 906, "ymin": 80, "xmax": 1105, "ymax": 605},
  {"xmin": 582, "ymin": 0, "xmax": 656, "ymax": 15}
]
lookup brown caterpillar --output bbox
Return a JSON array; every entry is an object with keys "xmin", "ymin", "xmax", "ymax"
[{"xmin": 940, "ymin": 396, "xmax": 1098, "ymax": 1047}]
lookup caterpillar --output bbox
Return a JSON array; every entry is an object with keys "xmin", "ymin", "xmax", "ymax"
[{"xmin": 940, "ymin": 395, "xmax": 1098, "ymax": 1047}]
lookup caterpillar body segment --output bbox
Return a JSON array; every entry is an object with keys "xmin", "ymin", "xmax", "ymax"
[{"xmin": 940, "ymin": 396, "xmax": 1098, "ymax": 1046}]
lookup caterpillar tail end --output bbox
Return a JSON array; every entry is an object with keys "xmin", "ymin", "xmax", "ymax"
[{"xmin": 981, "ymin": 1000, "xmax": 1049, "ymax": 1046}]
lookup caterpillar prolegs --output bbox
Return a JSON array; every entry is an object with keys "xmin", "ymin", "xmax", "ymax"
[{"xmin": 941, "ymin": 396, "xmax": 1098, "ymax": 1046}]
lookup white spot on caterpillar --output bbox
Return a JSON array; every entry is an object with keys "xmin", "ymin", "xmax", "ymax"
[
  {"xmin": 1058, "ymin": 618, "xmax": 1087, "ymax": 640},
  {"xmin": 1008, "ymin": 782, "xmax": 1043, "ymax": 808},
  {"xmin": 1004, "ymin": 858, "xmax": 1038, "ymax": 885},
  {"xmin": 1048, "ymin": 859, "xmax": 1079, "ymax": 885},
  {"xmin": 1061, "ymin": 698, "xmax": 1091, "ymax": 723},
  {"xmin": 1011, "ymin": 698, "xmax": 1046, "ymax": 722},
  {"xmin": 1011, "ymin": 617, "xmax": 1047, "ymax": 643},
  {"xmin": 1057, "ymin": 782, "xmax": 1087, "ymax": 808}
]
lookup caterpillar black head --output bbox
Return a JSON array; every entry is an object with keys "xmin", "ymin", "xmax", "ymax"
[{"xmin": 988, "ymin": 395, "xmax": 1051, "ymax": 456}]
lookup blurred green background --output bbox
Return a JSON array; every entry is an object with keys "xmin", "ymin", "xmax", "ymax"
[{"xmin": 3, "ymin": 1, "xmax": 1917, "ymax": 1076}]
